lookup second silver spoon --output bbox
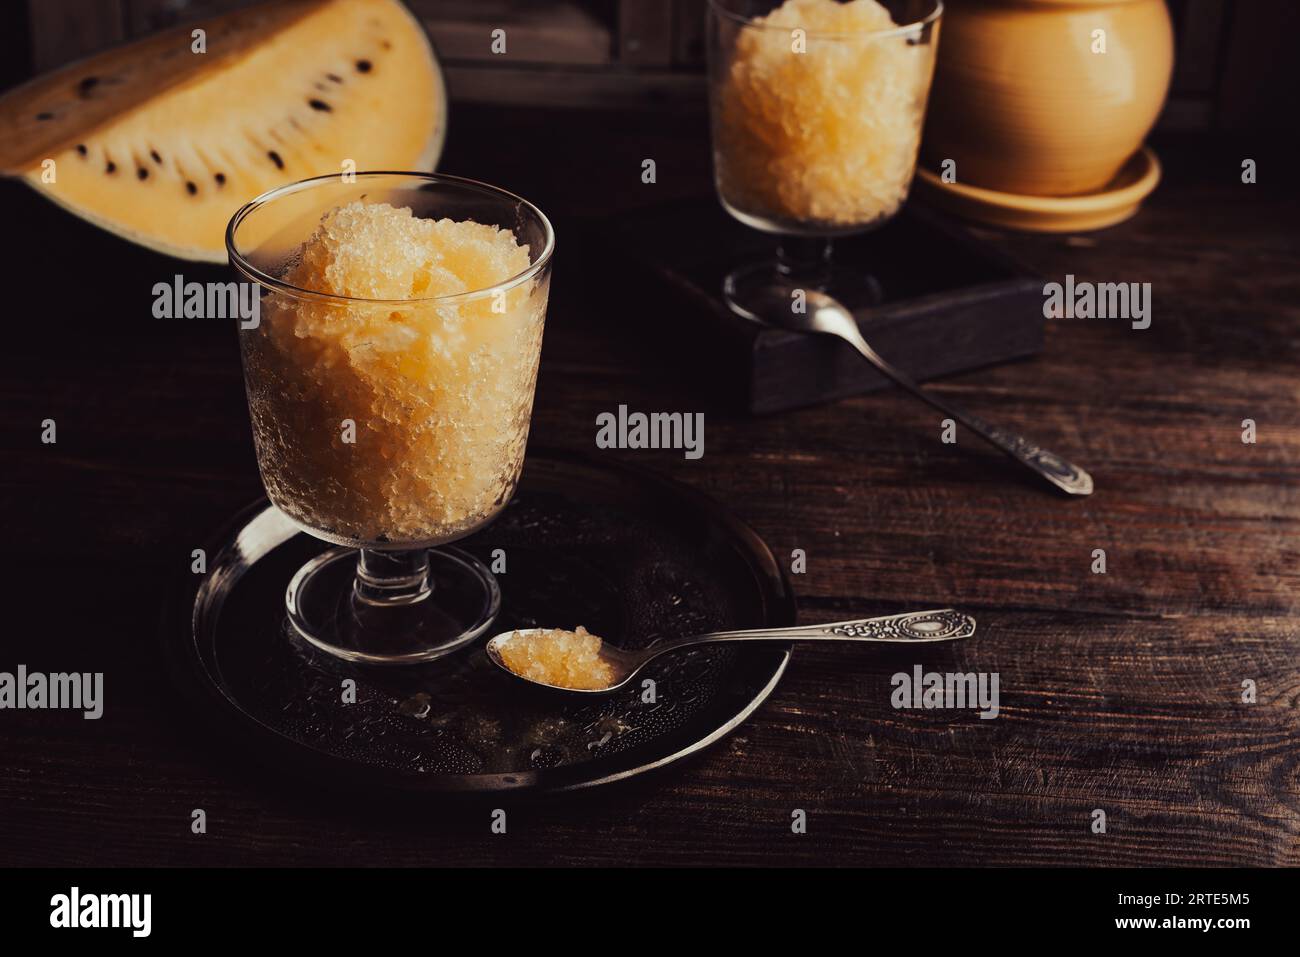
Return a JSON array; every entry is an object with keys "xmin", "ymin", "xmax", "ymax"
[{"xmin": 731, "ymin": 285, "xmax": 1093, "ymax": 496}]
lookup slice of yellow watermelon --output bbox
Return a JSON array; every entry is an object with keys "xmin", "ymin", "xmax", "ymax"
[{"xmin": 0, "ymin": 0, "xmax": 446, "ymax": 262}]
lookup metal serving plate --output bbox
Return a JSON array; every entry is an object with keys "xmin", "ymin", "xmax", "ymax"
[{"xmin": 165, "ymin": 450, "xmax": 793, "ymax": 795}]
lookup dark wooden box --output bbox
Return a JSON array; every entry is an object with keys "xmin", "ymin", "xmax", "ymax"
[{"xmin": 604, "ymin": 200, "xmax": 1045, "ymax": 414}]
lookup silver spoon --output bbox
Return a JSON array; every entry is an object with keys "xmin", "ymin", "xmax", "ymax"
[
  {"xmin": 731, "ymin": 284, "xmax": 1093, "ymax": 496},
  {"xmin": 485, "ymin": 608, "xmax": 976, "ymax": 693}
]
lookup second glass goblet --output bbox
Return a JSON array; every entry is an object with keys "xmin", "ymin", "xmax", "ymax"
[
  {"xmin": 707, "ymin": 0, "xmax": 942, "ymax": 316},
  {"xmin": 227, "ymin": 172, "xmax": 555, "ymax": 665}
]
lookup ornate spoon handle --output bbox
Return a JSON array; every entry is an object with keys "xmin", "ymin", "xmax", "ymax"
[
  {"xmin": 960, "ymin": 412, "xmax": 1094, "ymax": 496},
  {"xmin": 651, "ymin": 609, "xmax": 976, "ymax": 655}
]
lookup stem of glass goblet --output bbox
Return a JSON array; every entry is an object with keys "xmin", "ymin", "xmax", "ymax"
[
  {"xmin": 776, "ymin": 235, "xmax": 833, "ymax": 291},
  {"xmin": 353, "ymin": 548, "xmax": 432, "ymax": 606}
]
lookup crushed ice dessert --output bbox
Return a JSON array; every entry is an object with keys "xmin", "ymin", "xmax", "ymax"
[
  {"xmin": 240, "ymin": 200, "xmax": 546, "ymax": 546},
  {"xmin": 711, "ymin": 0, "xmax": 936, "ymax": 227},
  {"xmin": 496, "ymin": 626, "xmax": 617, "ymax": 690}
]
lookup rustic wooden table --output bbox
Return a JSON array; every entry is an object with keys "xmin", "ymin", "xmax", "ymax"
[{"xmin": 1, "ymin": 106, "xmax": 1295, "ymax": 866}]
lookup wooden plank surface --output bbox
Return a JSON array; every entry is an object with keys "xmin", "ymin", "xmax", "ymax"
[
  {"xmin": 618, "ymin": 0, "xmax": 675, "ymax": 66},
  {"xmin": 0, "ymin": 104, "xmax": 1296, "ymax": 866},
  {"xmin": 413, "ymin": 0, "xmax": 612, "ymax": 65},
  {"xmin": 27, "ymin": 0, "xmax": 124, "ymax": 71}
]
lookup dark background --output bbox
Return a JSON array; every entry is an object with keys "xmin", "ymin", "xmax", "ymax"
[
  {"xmin": 0, "ymin": 1, "xmax": 1297, "ymax": 866},
  {"xmin": 6, "ymin": 0, "xmax": 1298, "ymax": 131}
]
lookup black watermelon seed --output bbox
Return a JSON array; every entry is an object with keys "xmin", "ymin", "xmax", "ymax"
[
  {"xmin": 36, "ymin": 112, "xmax": 53, "ymax": 121},
  {"xmin": 150, "ymin": 149, "xmax": 162, "ymax": 164},
  {"xmin": 75, "ymin": 144, "xmax": 87, "ymax": 156},
  {"xmin": 268, "ymin": 150, "xmax": 284, "ymax": 170},
  {"xmin": 355, "ymin": 59, "xmax": 372, "ymax": 73},
  {"xmin": 214, "ymin": 172, "xmax": 226, "ymax": 186},
  {"xmin": 137, "ymin": 167, "xmax": 148, "ymax": 180},
  {"xmin": 327, "ymin": 72, "xmax": 343, "ymax": 83},
  {"xmin": 185, "ymin": 181, "xmax": 198, "ymax": 195},
  {"xmin": 77, "ymin": 76, "xmax": 99, "ymax": 96},
  {"xmin": 308, "ymin": 98, "xmax": 332, "ymax": 112},
  {"xmin": 105, "ymin": 160, "xmax": 117, "ymax": 173}
]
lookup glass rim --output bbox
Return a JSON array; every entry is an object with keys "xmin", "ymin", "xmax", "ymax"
[
  {"xmin": 707, "ymin": 0, "xmax": 943, "ymax": 40},
  {"xmin": 225, "ymin": 171, "xmax": 556, "ymax": 306}
]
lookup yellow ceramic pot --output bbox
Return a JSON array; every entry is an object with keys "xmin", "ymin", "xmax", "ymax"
[{"xmin": 921, "ymin": 0, "xmax": 1173, "ymax": 197}]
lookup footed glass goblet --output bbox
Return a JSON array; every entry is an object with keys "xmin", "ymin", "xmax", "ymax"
[
  {"xmin": 707, "ymin": 0, "xmax": 942, "ymax": 316},
  {"xmin": 227, "ymin": 172, "xmax": 554, "ymax": 665}
]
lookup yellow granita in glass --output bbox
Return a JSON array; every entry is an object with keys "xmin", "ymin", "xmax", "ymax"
[
  {"xmin": 711, "ymin": 0, "xmax": 937, "ymax": 228},
  {"xmin": 497, "ymin": 626, "xmax": 616, "ymax": 690},
  {"xmin": 240, "ymin": 200, "xmax": 546, "ymax": 546}
]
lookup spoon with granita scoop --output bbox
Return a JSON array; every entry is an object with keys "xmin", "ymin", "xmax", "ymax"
[{"xmin": 486, "ymin": 609, "xmax": 976, "ymax": 693}]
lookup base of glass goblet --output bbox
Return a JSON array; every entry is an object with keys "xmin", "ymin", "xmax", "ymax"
[
  {"xmin": 723, "ymin": 259, "xmax": 883, "ymax": 322},
  {"xmin": 285, "ymin": 546, "xmax": 501, "ymax": 666}
]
